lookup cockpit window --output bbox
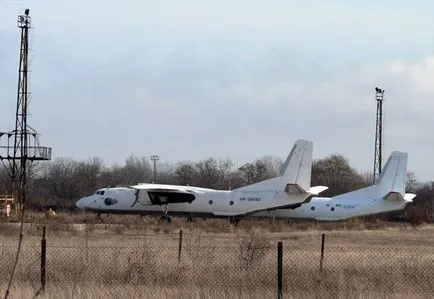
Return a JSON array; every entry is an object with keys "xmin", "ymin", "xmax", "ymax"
[
  {"xmin": 95, "ymin": 190, "xmax": 105, "ymax": 195},
  {"xmin": 100, "ymin": 191, "xmax": 105, "ymax": 195}
]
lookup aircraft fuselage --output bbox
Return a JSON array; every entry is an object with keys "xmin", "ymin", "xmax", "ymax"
[
  {"xmin": 76, "ymin": 185, "xmax": 312, "ymax": 217},
  {"xmin": 252, "ymin": 195, "xmax": 410, "ymax": 221}
]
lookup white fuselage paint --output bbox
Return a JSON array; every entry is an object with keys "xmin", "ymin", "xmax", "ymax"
[
  {"xmin": 252, "ymin": 195, "xmax": 410, "ymax": 221},
  {"xmin": 76, "ymin": 187, "xmax": 410, "ymax": 221},
  {"xmin": 76, "ymin": 185, "xmax": 311, "ymax": 217}
]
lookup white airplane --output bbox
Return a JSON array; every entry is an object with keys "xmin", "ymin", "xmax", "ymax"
[
  {"xmin": 251, "ymin": 151, "xmax": 415, "ymax": 221},
  {"xmin": 76, "ymin": 139, "xmax": 328, "ymax": 222}
]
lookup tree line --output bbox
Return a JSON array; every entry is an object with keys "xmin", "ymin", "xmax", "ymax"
[{"xmin": 0, "ymin": 153, "xmax": 432, "ymax": 222}]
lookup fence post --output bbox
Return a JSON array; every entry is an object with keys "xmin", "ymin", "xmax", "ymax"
[
  {"xmin": 41, "ymin": 226, "xmax": 46, "ymax": 291},
  {"xmin": 320, "ymin": 233, "xmax": 325, "ymax": 272},
  {"xmin": 277, "ymin": 241, "xmax": 283, "ymax": 299},
  {"xmin": 178, "ymin": 229, "xmax": 183, "ymax": 262}
]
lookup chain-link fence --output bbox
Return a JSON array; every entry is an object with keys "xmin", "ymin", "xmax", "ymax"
[{"xmin": 1, "ymin": 227, "xmax": 434, "ymax": 298}]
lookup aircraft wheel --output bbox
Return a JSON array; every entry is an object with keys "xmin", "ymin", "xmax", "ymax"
[
  {"xmin": 230, "ymin": 217, "xmax": 240, "ymax": 226},
  {"xmin": 161, "ymin": 215, "xmax": 172, "ymax": 223}
]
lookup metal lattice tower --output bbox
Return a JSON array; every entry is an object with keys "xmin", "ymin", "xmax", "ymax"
[
  {"xmin": 373, "ymin": 87, "xmax": 385, "ymax": 183},
  {"xmin": 0, "ymin": 9, "xmax": 52, "ymax": 212}
]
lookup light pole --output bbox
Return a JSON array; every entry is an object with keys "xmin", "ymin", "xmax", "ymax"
[{"xmin": 150, "ymin": 155, "xmax": 159, "ymax": 183}]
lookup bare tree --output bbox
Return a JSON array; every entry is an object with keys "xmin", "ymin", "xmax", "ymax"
[
  {"xmin": 239, "ymin": 163, "xmax": 255, "ymax": 185},
  {"xmin": 311, "ymin": 154, "xmax": 365, "ymax": 197},
  {"xmin": 239, "ymin": 156, "xmax": 283, "ymax": 185},
  {"xmin": 122, "ymin": 154, "xmax": 153, "ymax": 185},
  {"xmin": 195, "ymin": 158, "xmax": 233, "ymax": 189},
  {"xmin": 157, "ymin": 162, "xmax": 177, "ymax": 184},
  {"xmin": 175, "ymin": 163, "xmax": 196, "ymax": 186},
  {"xmin": 406, "ymin": 171, "xmax": 418, "ymax": 193}
]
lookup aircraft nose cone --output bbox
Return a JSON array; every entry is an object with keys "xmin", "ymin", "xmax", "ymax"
[{"xmin": 76, "ymin": 198, "xmax": 85, "ymax": 210}]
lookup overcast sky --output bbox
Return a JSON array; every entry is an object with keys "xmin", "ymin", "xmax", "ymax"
[{"xmin": 0, "ymin": 0, "xmax": 433, "ymax": 182}]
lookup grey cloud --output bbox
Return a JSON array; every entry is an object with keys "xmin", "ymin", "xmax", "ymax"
[{"xmin": 1, "ymin": 1, "xmax": 434, "ymax": 183}]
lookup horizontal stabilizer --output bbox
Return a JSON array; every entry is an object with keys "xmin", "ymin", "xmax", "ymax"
[
  {"xmin": 404, "ymin": 193, "xmax": 416, "ymax": 202},
  {"xmin": 383, "ymin": 192, "xmax": 416, "ymax": 202},
  {"xmin": 285, "ymin": 183, "xmax": 306, "ymax": 195},
  {"xmin": 308, "ymin": 186, "xmax": 328, "ymax": 195},
  {"xmin": 382, "ymin": 191, "xmax": 402, "ymax": 201},
  {"xmin": 285, "ymin": 184, "xmax": 328, "ymax": 195}
]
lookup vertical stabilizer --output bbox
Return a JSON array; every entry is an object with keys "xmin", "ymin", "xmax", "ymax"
[
  {"xmin": 279, "ymin": 139, "xmax": 313, "ymax": 192},
  {"xmin": 332, "ymin": 151, "xmax": 410, "ymax": 202},
  {"xmin": 377, "ymin": 151, "xmax": 407, "ymax": 197},
  {"xmin": 234, "ymin": 139, "xmax": 321, "ymax": 194}
]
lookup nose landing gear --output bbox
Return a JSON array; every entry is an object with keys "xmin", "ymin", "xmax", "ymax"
[{"xmin": 160, "ymin": 204, "xmax": 172, "ymax": 223}]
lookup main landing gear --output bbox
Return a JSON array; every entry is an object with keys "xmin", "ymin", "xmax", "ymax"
[
  {"xmin": 229, "ymin": 217, "xmax": 241, "ymax": 226},
  {"xmin": 160, "ymin": 204, "xmax": 172, "ymax": 223}
]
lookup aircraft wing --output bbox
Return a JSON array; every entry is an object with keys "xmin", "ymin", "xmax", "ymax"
[
  {"xmin": 130, "ymin": 183, "xmax": 205, "ymax": 206},
  {"xmin": 131, "ymin": 183, "xmax": 208, "ymax": 194}
]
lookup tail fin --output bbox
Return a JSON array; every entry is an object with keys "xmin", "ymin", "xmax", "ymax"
[
  {"xmin": 378, "ymin": 151, "xmax": 408, "ymax": 200},
  {"xmin": 280, "ymin": 139, "xmax": 313, "ymax": 192},
  {"xmin": 333, "ymin": 151, "xmax": 412, "ymax": 202},
  {"xmin": 235, "ymin": 139, "xmax": 327, "ymax": 195},
  {"xmin": 281, "ymin": 139, "xmax": 327, "ymax": 195}
]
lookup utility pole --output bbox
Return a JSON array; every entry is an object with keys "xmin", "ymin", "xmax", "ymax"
[
  {"xmin": 373, "ymin": 87, "xmax": 385, "ymax": 183},
  {"xmin": 150, "ymin": 155, "xmax": 159, "ymax": 183}
]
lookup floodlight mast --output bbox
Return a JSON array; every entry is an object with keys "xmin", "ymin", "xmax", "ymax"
[{"xmin": 373, "ymin": 87, "xmax": 385, "ymax": 183}]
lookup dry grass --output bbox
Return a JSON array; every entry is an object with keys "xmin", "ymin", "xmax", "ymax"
[
  {"xmin": 1, "ymin": 213, "xmax": 434, "ymax": 298},
  {"xmin": 1, "ymin": 283, "xmax": 279, "ymax": 299},
  {"xmin": 0, "ymin": 210, "xmax": 412, "ymax": 238}
]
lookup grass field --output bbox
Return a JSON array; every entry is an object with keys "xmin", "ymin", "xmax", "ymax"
[{"xmin": 1, "ymin": 212, "xmax": 434, "ymax": 298}]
